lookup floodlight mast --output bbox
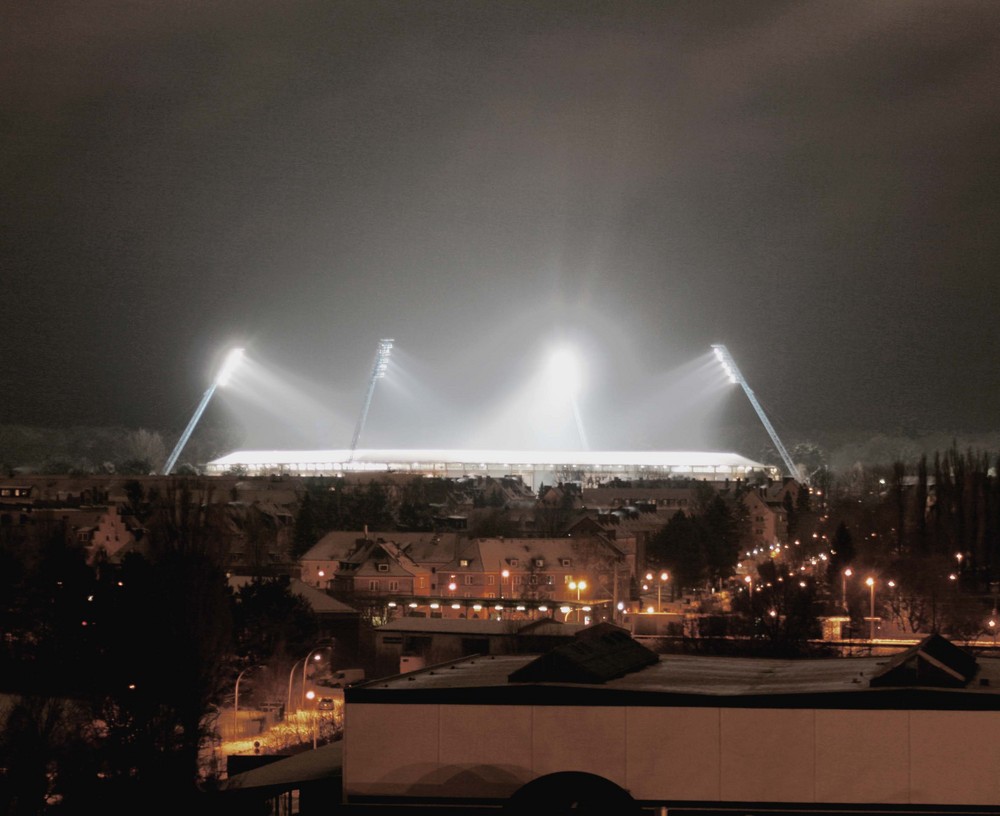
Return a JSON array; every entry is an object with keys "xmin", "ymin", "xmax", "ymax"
[
  {"xmin": 711, "ymin": 344, "xmax": 804, "ymax": 485},
  {"xmin": 348, "ymin": 338, "xmax": 393, "ymax": 460},
  {"xmin": 161, "ymin": 348, "xmax": 244, "ymax": 476}
]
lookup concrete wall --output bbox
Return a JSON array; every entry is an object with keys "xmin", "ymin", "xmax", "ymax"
[{"xmin": 344, "ymin": 702, "xmax": 1000, "ymax": 806}]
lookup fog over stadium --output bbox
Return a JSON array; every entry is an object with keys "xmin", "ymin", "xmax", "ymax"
[
  {"xmin": 5, "ymin": 2, "xmax": 1000, "ymax": 460},
  {"xmin": 200, "ymin": 339, "xmax": 752, "ymax": 452}
]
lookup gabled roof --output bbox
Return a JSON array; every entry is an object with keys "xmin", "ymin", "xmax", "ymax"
[
  {"xmin": 337, "ymin": 540, "xmax": 428, "ymax": 578},
  {"xmin": 299, "ymin": 531, "xmax": 368, "ymax": 562},
  {"xmin": 869, "ymin": 634, "xmax": 979, "ymax": 688},
  {"xmin": 507, "ymin": 623, "xmax": 658, "ymax": 684},
  {"xmin": 288, "ymin": 579, "xmax": 360, "ymax": 616}
]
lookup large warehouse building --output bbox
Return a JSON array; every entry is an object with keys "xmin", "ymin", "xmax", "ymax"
[{"xmin": 205, "ymin": 448, "xmax": 777, "ymax": 488}]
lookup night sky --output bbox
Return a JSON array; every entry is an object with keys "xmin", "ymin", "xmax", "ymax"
[{"xmin": 4, "ymin": 2, "xmax": 1000, "ymax": 453}]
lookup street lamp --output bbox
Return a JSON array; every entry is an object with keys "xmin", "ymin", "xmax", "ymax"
[
  {"xmin": 841, "ymin": 568, "xmax": 853, "ymax": 611},
  {"xmin": 287, "ymin": 659, "xmax": 303, "ymax": 716},
  {"xmin": 866, "ymin": 577, "xmax": 876, "ymax": 641},
  {"xmin": 234, "ymin": 664, "xmax": 266, "ymax": 739},
  {"xmin": 162, "ymin": 346, "xmax": 245, "ymax": 475},
  {"xmin": 645, "ymin": 571, "xmax": 670, "ymax": 612},
  {"xmin": 301, "ymin": 647, "xmax": 330, "ymax": 709},
  {"xmin": 568, "ymin": 579, "xmax": 587, "ymax": 622},
  {"xmin": 744, "ymin": 574, "xmax": 753, "ymax": 603}
]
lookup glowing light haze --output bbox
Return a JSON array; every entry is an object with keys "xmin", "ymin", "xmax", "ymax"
[{"xmin": 5, "ymin": 2, "xmax": 1000, "ymax": 447}]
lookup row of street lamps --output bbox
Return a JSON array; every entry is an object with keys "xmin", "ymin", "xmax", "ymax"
[{"xmin": 231, "ymin": 645, "xmax": 335, "ymax": 739}]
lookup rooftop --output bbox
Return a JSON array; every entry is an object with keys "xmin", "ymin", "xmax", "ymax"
[{"xmin": 349, "ymin": 633, "xmax": 1000, "ymax": 709}]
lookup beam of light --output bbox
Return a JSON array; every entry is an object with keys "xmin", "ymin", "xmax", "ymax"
[
  {"xmin": 162, "ymin": 346, "xmax": 246, "ymax": 475},
  {"xmin": 611, "ymin": 354, "xmax": 732, "ymax": 450},
  {"xmin": 221, "ymin": 357, "xmax": 354, "ymax": 447}
]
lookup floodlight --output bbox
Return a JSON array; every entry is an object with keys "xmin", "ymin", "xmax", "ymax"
[
  {"xmin": 547, "ymin": 347, "xmax": 582, "ymax": 397},
  {"xmin": 541, "ymin": 345, "xmax": 589, "ymax": 449},
  {"xmin": 162, "ymin": 346, "xmax": 246, "ymax": 475},
  {"xmin": 711, "ymin": 343, "xmax": 802, "ymax": 484},
  {"xmin": 215, "ymin": 347, "xmax": 245, "ymax": 387}
]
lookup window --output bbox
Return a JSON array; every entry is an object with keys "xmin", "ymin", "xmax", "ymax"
[
  {"xmin": 418, "ymin": 577, "xmax": 426, "ymax": 589},
  {"xmin": 377, "ymin": 563, "xmax": 389, "ymax": 572},
  {"xmin": 464, "ymin": 575, "xmax": 474, "ymax": 585},
  {"xmin": 534, "ymin": 558, "xmax": 545, "ymax": 568},
  {"xmin": 560, "ymin": 558, "xmax": 572, "ymax": 567},
  {"xmin": 368, "ymin": 580, "xmax": 379, "ymax": 591},
  {"xmin": 486, "ymin": 591, "xmax": 496, "ymax": 598},
  {"xmin": 546, "ymin": 575, "xmax": 554, "ymax": 585},
  {"xmin": 509, "ymin": 558, "xmax": 519, "ymax": 567},
  {"xmin": 459, "ymin": 559, "xmax": 470, "ymax": 567},
  {"xmin": 529, "ymin": 574, "xmax": 538, "ymax": 585},
  {"xmin": 388, "ymin": 580, "xmax": 399, "ymax": 591},
  {"xmin": 487, "ymin": 575, "xmax": 496, "ymax": 585}
]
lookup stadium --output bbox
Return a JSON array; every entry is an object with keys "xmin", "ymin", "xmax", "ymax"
[
  {"xmin": 204, "ymin": 448, "xmax": 778, "ymax": 488},
  {"xmin": 183, "ymin": 342, "xmax": 792, "ymax": 487}
]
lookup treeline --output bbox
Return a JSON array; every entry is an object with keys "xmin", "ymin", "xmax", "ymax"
[
  {"xmin": 0, "ymin": 424, "xmax": 239, "ymax": 477},
  {"xmin": 825, "ymin": 446, "xmax": 1000, "ymax": 638},
  {"xmin": 0, "ymin": 483, "xmax": 321, "ymax": 815}
]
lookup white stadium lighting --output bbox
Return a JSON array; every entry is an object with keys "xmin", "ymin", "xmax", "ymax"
[
  {"xmin": 711, "ymin": 343, "xmax": 803, "ymax": 484},
  {"xmin": 162, "ymin": 347, "xmax": 245, "ymax": 475},
  {"xmin": 544, "ymin": 346, "xmax": 589, "ymax": 449},
  {"xmin": 547, "ymin": 347, "xmax": 582, "ymax": 397}
]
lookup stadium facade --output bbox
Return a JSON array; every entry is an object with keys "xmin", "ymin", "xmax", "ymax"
[{"xmin": 205, "ymin": 448, "xmax": 778, "ymax": 488}]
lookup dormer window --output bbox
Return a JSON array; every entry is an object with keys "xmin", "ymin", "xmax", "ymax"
[
  {"xmin": 560, "ymin": 558, "xmax": 572, "ymax": 567},
  {"xmin": 459, "ymin": 559, "xmax": 470, "ymax": 567},
  {"xmin": 534, "ymin": 559, "xmax": 545, "ymax": 568},
  {"xmin": 377, "ymin": 563, "xmax": 389, "ymax": 572},
  {"xmin": 509, "ymin": 558, "xmax": 519, "ymax": 567}
]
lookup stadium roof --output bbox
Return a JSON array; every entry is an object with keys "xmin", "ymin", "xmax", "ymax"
[{"xmin": 206, "ymin": 448, "xmax": 776, "ymax": 484}]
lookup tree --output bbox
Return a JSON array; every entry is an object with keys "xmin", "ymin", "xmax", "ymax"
[
  {"xmin": 828, "ymin": 522, "xmax": 855, "ymax": 576},
  {"xmin": 0, "ymin": 696, "xmax": 96, "ymax": 816},
  {"xmin": 648, "ymin": 511, "xmax": 707, "ymax": 591},
  {"xmin": 231, "ymin": 576, "xmax": 318, "ymax": 667},
  {"xmin": 88, "ymin": 481, "xmax": 234, "ymax": 808},
  {"xmin": 397, "ymin": 478, "xmax": 435, "ymax": 531},
  {"xmin": 736, "ymin": 561, "xmax": 822, "ymax": 656},
  {"xmin": 702, "ymin": 495, "xmax": 740, "ymax": 587}
]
